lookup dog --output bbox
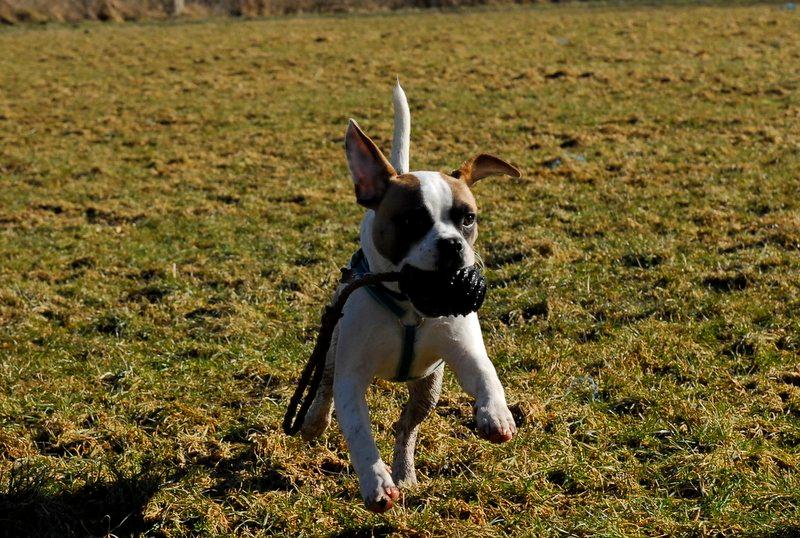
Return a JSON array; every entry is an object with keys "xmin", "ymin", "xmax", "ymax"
[{"xmin": 300, "ymin": 81, "xmax": 520, "ymax": 512}]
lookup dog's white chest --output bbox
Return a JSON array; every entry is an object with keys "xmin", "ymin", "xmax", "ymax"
[{"xmin": 336, "ymin": 288, "xmax": 479, "ymax": 382}]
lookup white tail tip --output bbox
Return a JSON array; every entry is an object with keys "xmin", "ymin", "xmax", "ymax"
[{"xmin": 391, "ymin": 79, "xmax": 411, "ymax": 175}]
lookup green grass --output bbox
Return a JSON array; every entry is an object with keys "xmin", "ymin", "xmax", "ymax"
[{"xmin": 1, "ymin": 2, "xmax": 799, "ymax": 536}]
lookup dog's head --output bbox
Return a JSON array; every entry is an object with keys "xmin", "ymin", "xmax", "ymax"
[{"xmin": 345, "ymin": 119, "xmax": 520, "ymax": 273}]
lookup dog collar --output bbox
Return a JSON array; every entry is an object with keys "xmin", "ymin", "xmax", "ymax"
[{"xmin": 349, "ymin": 249, "xmax": 443, "ymax": 382}]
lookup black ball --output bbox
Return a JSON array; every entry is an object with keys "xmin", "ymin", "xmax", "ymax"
[{"xmin": 399, "ymin": 265, "xmax": 487, "ymax": 317}]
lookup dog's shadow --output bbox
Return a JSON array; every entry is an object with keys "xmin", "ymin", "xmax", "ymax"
[
  {"xmin": 205, "ymin": 447, "xmax": 294, "ymax": 499},
  {"xmin": 0, "ymin": 446, "xmax": 294, "ymax": 538},
  {"xmin": 0, "ymin": 461, "xmax": 168, "ymax": 538},
  {"xmin": 330, "ymin": 522, "xmax": 399, "ymax": 538}
]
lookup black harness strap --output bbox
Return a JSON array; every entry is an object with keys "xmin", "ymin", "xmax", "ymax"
[{"xmin": 350, "ymin": 250, "xmax": 442, "ymax": 382}]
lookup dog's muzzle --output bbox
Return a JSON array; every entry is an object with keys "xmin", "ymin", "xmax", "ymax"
[{"xmin": 398, "ymin": 264, "xmax": 487, "ymax": 318}]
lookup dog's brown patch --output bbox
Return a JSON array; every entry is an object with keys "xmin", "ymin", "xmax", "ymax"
[{"xmin": 372, "ymin": 174, "xmax": 433, "ymax": 264}]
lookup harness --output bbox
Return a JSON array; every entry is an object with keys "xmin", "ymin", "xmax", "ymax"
[{"xmin": 350, "ymin": 250, "xmax": 443, "ymax": 382}]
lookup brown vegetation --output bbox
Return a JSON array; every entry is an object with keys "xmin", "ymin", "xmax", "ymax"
[{"xmin": 0, "ymin": 0, "xmax": 552, "ymax": 23}]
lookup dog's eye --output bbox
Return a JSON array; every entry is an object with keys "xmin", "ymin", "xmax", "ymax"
[{"xmin": 462, "ymin": 213, "xmax": 476, "ymax": 227}]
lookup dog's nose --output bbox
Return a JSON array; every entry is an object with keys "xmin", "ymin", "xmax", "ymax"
[{"xmin": 437, "ymin": 238, "xmax": 464, "ymax": 271}]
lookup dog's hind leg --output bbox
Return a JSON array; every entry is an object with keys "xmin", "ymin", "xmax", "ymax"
[
  {"xmin": 391, "ymin": 364, "xmax": 444, "ymax": 487},
  {"xmin": 300, "ymin": 326, "xmax": 338, "ymax": 441}
]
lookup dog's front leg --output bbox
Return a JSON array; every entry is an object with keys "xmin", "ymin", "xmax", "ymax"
[
  {"xmin": 443, "ymin": 314, "xmax": 516, "ymax": 443},
  {"xmin": 334, "ymin": 370, "xmax": 400, "ymax": 512}
]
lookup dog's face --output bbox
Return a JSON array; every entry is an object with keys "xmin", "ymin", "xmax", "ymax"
[{"xmin": 345, "ymin": 120, "xmax": 520, "ymax": 272}]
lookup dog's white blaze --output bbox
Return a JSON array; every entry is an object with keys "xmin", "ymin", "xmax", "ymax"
[
  {"xmin": 403, "ymin": 171, "xmax": 473, "ymax": 270},
  {"xmin": 416, "ymin": 171, "xmax": 452, "ymax": 220}
]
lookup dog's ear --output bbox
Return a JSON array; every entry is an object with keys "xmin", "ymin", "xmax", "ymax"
[
  {"xmin": 345, "ymin": 119, "xmax": 397, "ymax": 209},
  {"xmin": 451, "ymin": 154, "xmax": 520, "ymax": 186}
]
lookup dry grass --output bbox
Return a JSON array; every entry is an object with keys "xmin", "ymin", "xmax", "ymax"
[
  {"xmin": 1, "ymin": 2, "xmax": 799, "ymax": 536},
  {"xmin": 0, "ymin": 0, "xmax": 555, "ymax": 25}
]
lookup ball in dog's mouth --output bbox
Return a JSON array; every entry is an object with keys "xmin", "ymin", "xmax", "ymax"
[{"xmin": 398, "ymin": 264, "xmax": 487, "ymax": 318}]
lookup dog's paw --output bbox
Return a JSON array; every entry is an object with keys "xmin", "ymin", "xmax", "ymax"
[
  {"xmin": 361, "ymin": 464, "xmax": 401, "ymax": 513},
  {"xmin": 475, "ymin": 402, "xmax": 517, "ymax": 443}
]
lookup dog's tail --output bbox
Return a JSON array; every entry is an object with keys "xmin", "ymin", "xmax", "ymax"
[{"xmin": 391, "ymin": 78, "xmax": 410, "ymax": 175}]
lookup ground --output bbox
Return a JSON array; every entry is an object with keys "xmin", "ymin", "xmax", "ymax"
[{"xmin": 1, "ymin": 3, "xmax": 799, "ymax": 536}]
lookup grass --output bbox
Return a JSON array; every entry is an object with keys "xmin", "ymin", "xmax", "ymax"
[{"xmin": 1, "ymin": 2, "xmax": 799, "ymax": 536}]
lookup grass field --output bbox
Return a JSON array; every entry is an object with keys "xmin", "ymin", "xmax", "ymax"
[{"xmin": 1, "ymin": 3, "xmax": 800, "ymax": 536}]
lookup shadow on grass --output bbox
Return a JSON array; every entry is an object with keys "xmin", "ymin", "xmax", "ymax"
[
  {"xmin": 0, "ymin": 448, "xmax": 296, "ymax": 537},
  {"xmin": 206, "ymin": 447, "xmax": 295, "ymax": 499},
  {"xmin": 0, "ymin": 461, "xmax": 171, "ymax": 538}
]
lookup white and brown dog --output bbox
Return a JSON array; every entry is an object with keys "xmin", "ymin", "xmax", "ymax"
[{"xmin": 301, "ymin": 82, "xmax": 520, "ymax": 512}]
